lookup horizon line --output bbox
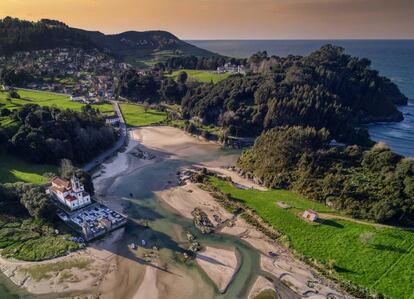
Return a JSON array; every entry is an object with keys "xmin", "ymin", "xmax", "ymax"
[{"xmin": 185, "ymin": 38, "xmax": 414, "ymax": 41}]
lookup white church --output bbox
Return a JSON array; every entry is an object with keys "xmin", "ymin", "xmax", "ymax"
[{"xmin": 49, "ymin": 176, "xmax": 91, "ymax": 210}]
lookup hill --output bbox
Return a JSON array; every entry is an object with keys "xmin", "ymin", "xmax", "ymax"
[
  {"xmin": 75, "ymin": 29, "xmax": 217, "ymax": 64},
  {"xmin": 181, "ymin": 45, "xmax": 407, "ymax": 143},
  {"xmin": 0, "ymin": 17, "xmax": 218, "ymax": 65}
]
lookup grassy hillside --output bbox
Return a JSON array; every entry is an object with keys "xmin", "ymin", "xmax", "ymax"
[
  {"xmin": 120, "ymin": 103, "xmax": 167, "ymax": 127},
  {"xmin": 209, "ymin": 177, "xmax": 414, "ymax": 299},
  {"xmin": 0, "ymin": 17, "xmax": 218, "ymax": 66},
  {"xmin": 165, "ymin": 69, "xmax": 231, "ymax": 84},
  {"xmin": 0, "ymin": 89, "xmax": 113, "ymax": 114},
  {"xmin": 0, "ymin": 154, "xmax": 57, "ymax": 184},
  {"xmin": 78, "ymin": 30, "xmax": 218, "ymax": 66}
]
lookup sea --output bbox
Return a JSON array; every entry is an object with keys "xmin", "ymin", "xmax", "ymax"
[{"xmin": 188, "ymin": 40, "xmax": 414, "ymax": 157}]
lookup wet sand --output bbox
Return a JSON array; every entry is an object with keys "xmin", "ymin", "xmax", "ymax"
[{"xmin": 196, "ymin": 246, "xmax": 238, "ymax": 293}]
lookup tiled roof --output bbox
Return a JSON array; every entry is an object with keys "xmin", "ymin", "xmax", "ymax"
[
  {"xmin": 65, "ymin": 195, "xmax": 77, "ymax": 202},
  {"xmin": 51, "ymin": 177, "xmax": 71, "ymax": 189}
]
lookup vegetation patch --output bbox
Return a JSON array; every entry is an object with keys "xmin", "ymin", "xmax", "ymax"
[
  {"xmin": 23, "ymin": 258, "xmax": 92, "ymax": 281},
  {"xmin": 209, "ymin": 176, "xmax": 414, "ymax": 299},
  {"xmin": 0, "ymin": 217, "xmax": 81, "ymax": 261},
  {"xmin": 120, "ymin": 103, "xmax": 167, "ymax": 127},
  {"xmin": 165, "ymin": 69, "xmax": 230, "ymax": 84},
  {"xmin": 253, "ymin": 289, "xmax": 279, "ymax": 299}
]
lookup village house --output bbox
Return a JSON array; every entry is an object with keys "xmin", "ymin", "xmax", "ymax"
[
  {"xmin": 217, "ymin": 63, "xmax": 246, "ymax": 74},
  {"xmin": 105, "ymin": 115, "xmax": 120, "ymax": 125},
  {"xmin": 303, "ymin": 209, "xmax": 319, "ymax": 222},
  {"xmin": 49, "ymin": 176, "xmax": 91, "ymax": 210}
]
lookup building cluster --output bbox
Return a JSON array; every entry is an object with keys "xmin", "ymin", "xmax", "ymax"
[
  {"xmin": 48, "ymin": 176, "xmax": 127, "ymax": 241},
  {"xmin": 0, "ymin": 48, "xmax": 133, "ymax": 100},
  {"xmin": 217, "ymin": 63, "xmax": 246, "ymax": 74}
]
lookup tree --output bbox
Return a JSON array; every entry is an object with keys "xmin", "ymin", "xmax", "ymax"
[
  {"xmin": 177, "ymin": 71, "xmax": 188, "ymax": 84},
  {"xmin": 12, "ymin": 183, "xmax": 55, "ymax": 220},
  {"xmin": 8, "ymin": 88, "xmax": 20, "ymax": 99},
  {"xmin": 143, "ymin": 101, "xmax": 150, "ymax": 113},
  {"xmin": 0, "ymin": 108, "xmax": 11, "ymax": 116},
  {"xmin": 59, "ymin": 159, "xmax": 94, "ymax": 195},
  {"xmin": 8, "ymin": 105, "xmax": 116, "ymax": 164}
]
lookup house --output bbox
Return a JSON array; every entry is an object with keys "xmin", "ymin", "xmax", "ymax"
[
  {"xmin": 303, "ymin": 209, "xmax": 318, "ymax": 222},
  {"xmin": 105, "ymin": 116, "xmax": 120, "ymax": 125},
  {"xmin": 49, "ymin": 176, "xmax": 91, "ymax": 210},
  {"xmin": 217, "ymin": 63, "xmax": 246, "ymax": 74}
]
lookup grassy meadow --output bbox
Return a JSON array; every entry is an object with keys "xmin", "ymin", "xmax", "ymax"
[
  {"xmin": 0, "ymin": 89, "xmax": 114, "ymax": 115},
  {"xmin": 209, "ymin": 177, "xmax": 414, "ymax": 299},
  {"xmin": 0, "ymin": 153, "xmax": 57, "ymax": 185},
  {"xmin": 120, "ymin": 103, "xmax": 167, "ymax": 127},
  {"xmin": 165, "ymin": 69, "xmax": 231, "ymax": 84}
]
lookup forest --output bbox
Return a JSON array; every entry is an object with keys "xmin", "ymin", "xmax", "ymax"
[
  {"xmin": 238, "ymin": 126, "xmax": 414, "ymax": 224},
  {"xmin": 181, "ymin": 45, "xmax": 407, "ymax": 143},
  {"xmin": 118, "ymin": 45, "xmax": 407, "ymax": 145},
  {"xmin": 0, "ymin": 104, "xmax": 117, "ymax": 164}
]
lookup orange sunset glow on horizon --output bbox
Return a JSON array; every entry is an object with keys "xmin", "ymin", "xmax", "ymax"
[{"xmin": 1, "ymin": 0, "xmax": 414, "ymax": 39}]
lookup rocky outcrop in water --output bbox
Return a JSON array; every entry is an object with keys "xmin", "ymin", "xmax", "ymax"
[{"xmin": 191, "ymin": 208, "xmax": 214, "ymax": 234}]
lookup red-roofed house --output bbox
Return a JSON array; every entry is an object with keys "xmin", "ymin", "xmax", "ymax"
[{"xmin": 50, "ymin": 176, "xmax": 91, "ymax": 210}]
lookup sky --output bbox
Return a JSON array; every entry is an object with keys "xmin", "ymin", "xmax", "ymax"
[{"xmin": 1, "ymin": 0, "xmax": 414, "ymax": 39}]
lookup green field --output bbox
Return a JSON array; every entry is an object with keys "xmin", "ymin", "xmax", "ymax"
[
  {"xmin": 165, "ymin": 69, "xmax": 231, "ymax": 84},
  {"xmin": 0, "ymin": 89, "xmax": 113, "ymax": 115},
  {"xmin": 120, "ymin": 103, "xmax": 167, "ymax": 127},
  {"xmin": 0, "ymin": 153, "xmax": 57, "ymax": 185},
  {"xmin": 209, "ymin": 177, "xmax": 414, "ymax": 299}
]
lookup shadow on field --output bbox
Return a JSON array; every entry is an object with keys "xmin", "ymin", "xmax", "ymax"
[
  {"xmin": 334, "ymin": 265, "xmax": 356, "ymax": 274},
  {"xmin": 319, "ymin": 219, "xmax": 344, "ymax": 229},
  {"xmin": 373, "ymin": 244, "xmax": 408, "ymax": 253}
]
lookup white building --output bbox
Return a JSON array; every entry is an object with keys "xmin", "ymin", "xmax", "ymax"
[
  {"xmin": 217, "ymin": 63, "xmax": 246, "ymax": 74},
  {"xmin": 303, "ymin": 210, "xmax": 319, "ymax": 222},
  {"xmin": 49, "ymin": 176, "xmax": 91, "ymax": 210}
]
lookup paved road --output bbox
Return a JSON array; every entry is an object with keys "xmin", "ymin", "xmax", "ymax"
[{"xmin": 82, "ymin": 101, "xmax": 127, "ymax": 172}]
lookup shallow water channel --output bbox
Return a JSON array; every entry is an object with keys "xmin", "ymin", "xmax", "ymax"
[
  {"xmin": 0, "ymin": 137, "xmax": 298, "ymax": 299},
  {"xmin": 101, "ymin": 142, "xmax": 298, "ymax": 299}
]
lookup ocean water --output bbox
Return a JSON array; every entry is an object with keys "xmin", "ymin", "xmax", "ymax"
[{"xmin": 189, "ymin": 40, "xmax": 414, "ymax": 156}]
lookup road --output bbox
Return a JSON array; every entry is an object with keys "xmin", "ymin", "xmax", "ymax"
[{"xmin": 82, "ymin": 101, "xmax": 127, "ymax": 172}]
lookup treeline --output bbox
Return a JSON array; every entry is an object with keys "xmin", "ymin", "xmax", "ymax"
[
  {"xmin": 159, "ymin": 55, "xmax": 247, "ymax": 70},
  {"xmin": 181, "ymin": 45, "xmax": 407, "ymax": 143},
  {"xmin": 116, "ymin": 69, "xmax": 188, "ymax": 104},
  {"xmin": 0, "ymin": 104, "xmax": 117, "ymax": 164},
  {"xmin": 238, "ymin": 126, "xmax": 414, "ymax": 224},
  {"xmin": 0, "ymin": 68, "xmax": 35, "ymax": 86},
  {"xmin": 0, "ymin": 17, "xmax": 96, "ymax": 55}
]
